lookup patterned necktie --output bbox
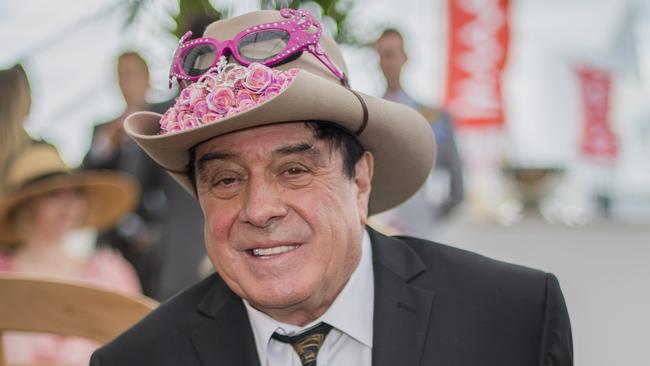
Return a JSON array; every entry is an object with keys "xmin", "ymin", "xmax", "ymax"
[{"xmin": 271, "ymin": 322, "xmax": 333, "ymax": 366}]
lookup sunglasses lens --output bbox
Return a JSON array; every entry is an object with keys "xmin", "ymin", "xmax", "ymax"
[
  {"xmin": 238, "ymin": 30, "xmax": 290, "ymax": 63},
  {"xmin": 182, "ymin": 44, "xmax": 218, "ymax": 77}
]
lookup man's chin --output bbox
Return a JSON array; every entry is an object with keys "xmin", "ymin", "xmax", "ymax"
[{"xmin": 245, "ymin": 286, "xmax": 315, "ymax": 314}]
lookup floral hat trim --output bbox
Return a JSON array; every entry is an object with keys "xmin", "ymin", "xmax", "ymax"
[{"xmin": 159, "ymin": 56, "xmax": 300, "ymax": 134}]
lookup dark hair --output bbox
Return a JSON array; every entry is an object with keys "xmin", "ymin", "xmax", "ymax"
[
  {"xmin": 187, "ymin": 121, "xmax": 366, "ymax": 193},
  {"xmin": 376, "ymin": 28, "xmax": 406, "ymax": 53},
  {"xmin": 378, "ymin": 28, "xmax": 404, "ymax": 42},
  {"xmin": 303, "ymin": 121, "xmax": 366, "ymax": 179}
]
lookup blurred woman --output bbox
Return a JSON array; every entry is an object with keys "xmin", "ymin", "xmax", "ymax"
[
  {"xmin": 0, "ymin": 64, "xmax": 32, "ymax": 195},
  {"xmin": 0, "ymin": 143, "xmax": 141, "ymax": 364}
]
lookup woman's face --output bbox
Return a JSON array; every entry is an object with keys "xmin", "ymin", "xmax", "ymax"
[{"xmin": 25, "ymin": 188, "xmax": 88, "ymax": 239}]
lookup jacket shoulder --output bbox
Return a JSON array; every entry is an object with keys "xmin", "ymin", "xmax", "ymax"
[
  {"xmin": 91, "ymin": 274, "xmax": 222, "ymax": 363},
  {"xmin": 385, "ymin": 234, "xmax": 554, "ymax": 314},
  {"xmin": 382, "ymin": 234, "xmax": 572, "ymax": 364},
  {"xmin": 396, "ymin": 234, "xmax": 548, "ymax": 281}
]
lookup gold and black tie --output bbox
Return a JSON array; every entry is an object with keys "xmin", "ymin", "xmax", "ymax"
[{"xmin": 272, "ymin": 322, "xmax": 333, "ymax": 366}]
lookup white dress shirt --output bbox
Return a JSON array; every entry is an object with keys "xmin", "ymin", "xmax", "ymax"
[{"xmin": 243, "ymin": 230, "xmax": 374, "ymax": 366}]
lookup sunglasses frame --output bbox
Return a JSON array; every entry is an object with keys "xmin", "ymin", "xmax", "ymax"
[{"xmin": 168, "ymin": 8, "xmax": 346, "ymax": 88}]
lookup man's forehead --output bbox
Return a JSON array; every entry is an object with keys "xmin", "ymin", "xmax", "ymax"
[{"xmin": 195, "ymin": 122, "xmax": 315, "ymax": 154}]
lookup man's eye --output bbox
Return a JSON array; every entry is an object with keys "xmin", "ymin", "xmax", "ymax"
[
  {"xmin": 212, "ymin": 176, "xmax": 240, "ymax": 187},
  {"xmin": 217, "ymin": 177, "xmax": 237, "ymax": 186},
  {"xmin": 284, "ymin": 167, "xmax": 308, "ymax": 176}
]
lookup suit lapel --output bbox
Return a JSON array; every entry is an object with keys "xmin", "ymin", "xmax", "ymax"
[
  {"xmin": 370, "ymin": 229, "xmax": 436, "ymax": 366},
  {"xmin": 190, "ymin": 277, "xmax": 261, "ymax": 366}
]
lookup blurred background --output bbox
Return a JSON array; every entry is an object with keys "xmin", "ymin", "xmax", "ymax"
[{"xmin": 1, "ymin": 0, "xmax": 649, "ymax": 364}]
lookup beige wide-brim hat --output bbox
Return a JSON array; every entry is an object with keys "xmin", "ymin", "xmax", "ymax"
[
  {"xmin": 125, "ymin": 10, "xmax": 436, "ymax": 215},
  {"xmin": 0, "ymin": 143, "xmax": 139, "ymax": 246}
]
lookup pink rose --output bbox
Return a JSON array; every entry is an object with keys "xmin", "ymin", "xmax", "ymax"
[
  {"xmin": 238, "ymin": 98, "xmax": 256, "ymax": 112},
  {"xmin": 180, "ymin": 113, "xmax": 200, "ymax": 129},
  {"xmin": 201, "ymin": 74, "xmax": 224, "ymax": 91},
  {"xmin": 201, "ymin": 112, "xmax": 221, "ymax": 125},
  {"xmin": 225, "ymin": 66, "xmax": 248, "ymax": 83},
  {"xmin": 207, "ymin": 87, "xmax": 236, "ymax": 115},
  {"xmin": 243, "ymin": 63, "xmax": 273, "ymax": 93},
  {"xmin": 160, "ymin": 109, "xmax": 172, "ymax": 126},
  {"xmin": 161, "ymin": 117, "xmax": 181, "ymax": 134},
  {"xmin": 237, "ymin": 89, "xmax": 255, "ymax": 100},
  {"xmin": 262, "ymin": 85, "xmax": 282, "ymax": 100},
  {"xmin": 160, "ymin": 108, "xmax": 179, "ymax": 132},
  {"xmin": 236, "ymin": 89, "xmax": 261, "ymax": 112},
  {"xmin": 178, "ymin": 84, "xmax": 206, "ymax": 108},
  {"xmin": 174, "ymin": 97, "xmax": 190, "ymax": 112},
  {"xmin": 167, "ymin": 122, "xmax": 181, "ymax": 132},
  {"xmin": 225, "ymin": 107, "xmax": 241, "ymax": 117},
  {"xmin": 176, "ymin": 111, "xmax": 188, "ymax": 128},
  {"xmin": 273, "ymin": 71, "xmax": 290, "ymax": 88},
  {"xmin": 193, "ymin": 101, "xmax": 209, "ymax": 119}
]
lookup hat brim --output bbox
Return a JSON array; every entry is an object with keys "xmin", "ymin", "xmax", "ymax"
[
  {"xmin": 125, "ymin": 70, "xmax": 436, "ymax": 215},
  {"xmin": 0, "ymin": 172, "xmax": 139, "ymax": 246}
]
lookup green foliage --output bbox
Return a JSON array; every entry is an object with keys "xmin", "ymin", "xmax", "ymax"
[
  {"xmin": 174, "ymin": 0, "xmax": 223, "ymax": 38},
  {"xmin": 262, "ymin": 0, "xmax": 358, "ymax": 44},
  {"xmin": 124, "ymin": 0, "xmax": 222, "ymax": 39},
  {"xmin": 124, "ymin": 0, "xmax": 357, "ymax": 44}
]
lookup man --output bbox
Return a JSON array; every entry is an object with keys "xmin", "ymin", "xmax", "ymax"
[
  {"xmin": 371, "ymin": 28, "xmax": 464, "ymax": 238},
  {"xmin": 91, "ymin": 9, "xmax": 572, "ymax": 365},
  {"xmin": 84, "ymin": 51, "xmax": 206, "ymax": 299}
]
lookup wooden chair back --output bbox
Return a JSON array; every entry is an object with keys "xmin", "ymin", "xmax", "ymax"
[{"xmin": 0, "ymin": 275, "xmax": 157, "ymax": 365}]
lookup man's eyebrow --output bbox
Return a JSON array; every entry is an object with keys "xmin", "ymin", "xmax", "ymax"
[
  {"xmin": 196, "ymin": 151, "xmax": 238, "ymax": 174},
  {"xmin": 273, "ymin": 143, "xmax": 319, "ymax": 156},
  {"xmin": 196, "ymin": 143, "xmax": 321, "ymax": 177}
]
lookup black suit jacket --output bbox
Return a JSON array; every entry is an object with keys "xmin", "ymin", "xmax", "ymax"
[{"xmin": 90, "ymin": 228, "xmax": 572, "ymax": 365}]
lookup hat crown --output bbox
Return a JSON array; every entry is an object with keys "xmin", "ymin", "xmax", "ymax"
[
  {"xmin": 5, "ymin": 144, "xmax": 70, "ymax": 193},
  {"xmin": 203, "ymin": 10, "xmax": 348, "ymax": 84}
]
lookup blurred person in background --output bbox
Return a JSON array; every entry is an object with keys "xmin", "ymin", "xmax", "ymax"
[
  {"xmin": 84, "ymin": 51, "xmax": 165, "ymax": 297},
  {"xmin": 85, "ymin": 41, "xmax": 214, "ymax": 299},
  {"xmin": 0, "ymin": 64, "xmax": 33, "ymax": 195},
  {"xmin": 370, "ymin": 28, "xmax": 464, "ymax": 239},
  {"xmin": 0, "ymin": 143, "xmax": 141, "ymax": 364},
  {"xmin": 146, "ymin": 13, "xmax": 219, "ymax": 300}
]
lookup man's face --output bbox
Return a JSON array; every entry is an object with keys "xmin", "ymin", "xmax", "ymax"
[
  {"xmin": 376, "ymin": 33, "xmax": 407, "ymax": 81},
  {"xmin": 194, "ymin": 123, "xmax": 373, "ymax": 325}
]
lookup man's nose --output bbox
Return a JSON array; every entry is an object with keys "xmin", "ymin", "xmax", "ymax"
[{"xmin": 239, "ymin": 176, "xmax": 288, "ymax": 228}]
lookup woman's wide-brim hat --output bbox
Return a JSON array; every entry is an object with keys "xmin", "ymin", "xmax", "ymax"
[
  {"xmin": 125, "ymin": 10, "xmax": 436, "ymax": 215},
  {"xmin": 0, "ymin": 143, "xmax": 139, "ymax": 245}
]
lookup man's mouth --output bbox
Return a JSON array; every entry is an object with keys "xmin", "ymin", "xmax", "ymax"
[{"xmin": 247, "ymin": 244, "xmax": 301, "ymax": 259}]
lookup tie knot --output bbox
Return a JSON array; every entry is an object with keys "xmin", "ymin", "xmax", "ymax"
[{"xmin": 272, "ymin": 322, "xmax": 333, "ymax": 366}]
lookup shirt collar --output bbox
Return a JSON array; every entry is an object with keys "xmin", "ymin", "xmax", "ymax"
[{"xmin": 243, "ymin": 229, "xmax": 374, "ymax": 361}]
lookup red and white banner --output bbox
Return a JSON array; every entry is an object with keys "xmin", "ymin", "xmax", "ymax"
[
  {"xmin": 576, "ymin": 65, "xmax": 617, "ymax": 161},
  {"xmin": 445, "ymin": 0, "xmax": 509, "ymax": 128}
]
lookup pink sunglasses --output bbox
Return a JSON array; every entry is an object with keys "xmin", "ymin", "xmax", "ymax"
[{"xmin": 168, "ymin": 8, "xmax": 347, "ymax": 88}]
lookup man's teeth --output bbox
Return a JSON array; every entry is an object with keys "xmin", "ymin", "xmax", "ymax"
[{"xmin": 252, "ymin": 245, "xmax": 299, "ymax": 257}]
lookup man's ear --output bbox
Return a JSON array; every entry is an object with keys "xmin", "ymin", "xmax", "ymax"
[{"xmin": 354, "ymin": 152, "xmax": 374, "ymax": 224}]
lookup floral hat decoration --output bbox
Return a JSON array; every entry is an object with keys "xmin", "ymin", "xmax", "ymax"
[{"xmin": 160, "ymin": 57, "xmax": 299, "ymax": 134}]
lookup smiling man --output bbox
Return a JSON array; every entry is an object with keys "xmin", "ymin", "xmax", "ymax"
[
  {"xmin": 195, "ymin": 122, "xmax": 371, "ymax": 327},
  {"xmin": 90, "ymin": 8, "xmax": 572, "ymax": 366}
]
